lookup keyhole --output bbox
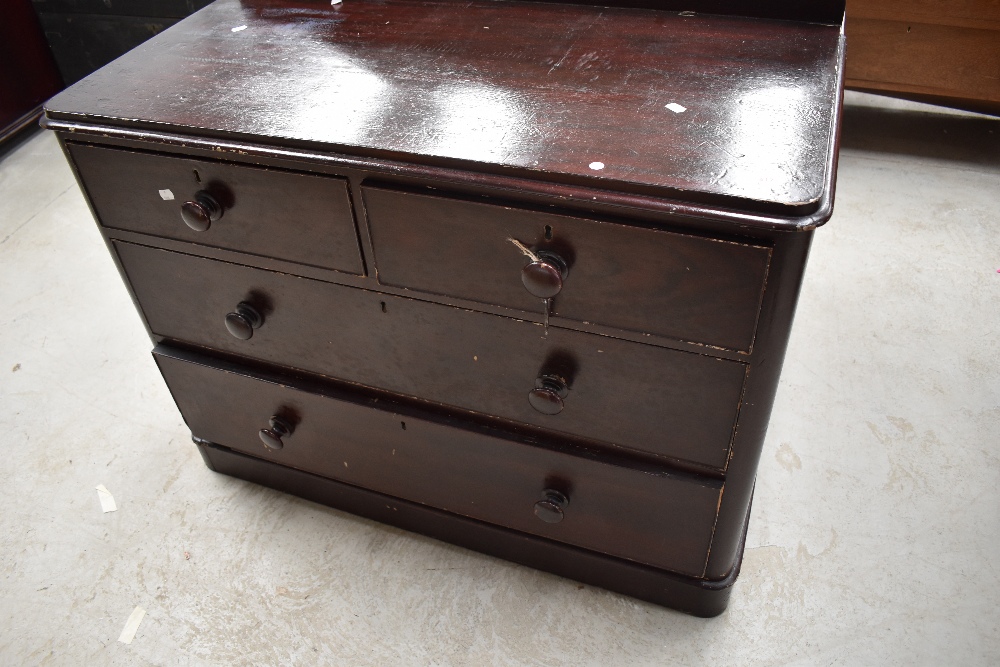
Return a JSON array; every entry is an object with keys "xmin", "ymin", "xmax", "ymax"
[
  {"xmin": 193, "ymin": 169, "xmax": 201, "ymax": 183},
  {"xmin": 544, "ymin": 225, "xmax": 553, "ymax": 240}
]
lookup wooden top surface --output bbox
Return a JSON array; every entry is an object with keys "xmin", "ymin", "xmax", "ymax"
[{"xmin": 45, "ymin": 0, "xmax": 845, "ymax": 216}]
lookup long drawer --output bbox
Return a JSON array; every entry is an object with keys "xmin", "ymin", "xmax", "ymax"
[
  {"xmin": 154, "ymin": 346, "xmax": 722, "ymax": 577},
  {"xmin": 363, "ymin": 185, "xmax": 772, "ymax": 352},
  {"xmin": 69, "ymin": 143, "xmax": 364, "ymax": 274},
  {"xmin": 116, "ymin": 241, "xmax": 747, "ymax": 470}
]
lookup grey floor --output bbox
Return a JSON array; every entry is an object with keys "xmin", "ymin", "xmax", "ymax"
[{"xmin": 1, "ymin": 92, "xmax": 998, "ymax": 665}]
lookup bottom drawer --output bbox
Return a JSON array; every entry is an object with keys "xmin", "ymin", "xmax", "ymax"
[{"xmin": 154, "ymin": 347, "xmax": 723, "ymax": 578}]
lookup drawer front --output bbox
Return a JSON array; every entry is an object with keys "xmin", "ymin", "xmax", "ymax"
[
  {"xmin": 117, "ymin": 242, "xmax": 746, "ymax": 470},
  {"xmin": 363, "ymin": 186, "xmax": 771, "ymax": 352},
  {"xmin": 69, "ymin": 143, "xmax": 364, "ymax": 274},
  {"xmin": 154, "ymin": 347, "xmax": 722, "ymax": 577}
]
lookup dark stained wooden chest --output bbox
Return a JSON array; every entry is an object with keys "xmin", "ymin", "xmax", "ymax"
[{"xmin": 44, "ymin": 0, "xmax": 845, "ymax": 616}]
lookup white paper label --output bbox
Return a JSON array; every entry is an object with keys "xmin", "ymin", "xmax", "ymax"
[
  {"xmin": 117, "ymin": 606, "xmax": 146, "ymax": 644},
  {"xmin": 96, "ymin": 484, "xmax": 117, "ymax": 513}
]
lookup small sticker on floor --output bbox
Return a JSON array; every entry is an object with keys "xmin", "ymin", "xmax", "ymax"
[
  {"xmin": 158, "ymin": 189, "xmax": 174, "ymax": 201},
  {"xmin": 588, "ymin": 161, "xmax": 605, "ymax": 170},
  {"xmin": 96, "ymin": 485, "xmax": 117, "ymax": 513},
  {"xmin": 231, "ymin": 25, "xmax": 247, "ymax": 32},
  {"xmin": 665, "ymin": 103, "xmax": 687, "ymax": 113},
  {"xmin": 117, "ymin": 606, "xmax": 145, "ymax": 644}
]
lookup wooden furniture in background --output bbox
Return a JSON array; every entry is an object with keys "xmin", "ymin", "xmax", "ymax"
[
  {"xmin": 845, "ymin": 0, "xmax": 1000, "ymax": 115},
  {"xmin": 0, "ymin": 0, "xmax": 63, "ymax": 143},
  {"xmin": 43, "ymin": 0, "xmax": 845, "ymax": 616},
  {"xmin": 32, "ymin": 0, "xmax": 212, "ymax": 86}
]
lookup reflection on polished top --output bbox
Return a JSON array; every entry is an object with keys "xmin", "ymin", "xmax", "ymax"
[{"xmin": 46, "ymin": 0, "xmax": 844, "ymax": 215}]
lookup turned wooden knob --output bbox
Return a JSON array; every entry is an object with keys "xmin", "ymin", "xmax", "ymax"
[
  {"xmin": 528, "ymin": 375, "xmax": 569, "ymax": 415},
  {"xmin": 224, "ymin": 302, "xmax": 263, "ymax": 340},
  {"xmin": 259, "ymin": 416, "xmax": 293, "ymax": 450},
  {"xmin": 521, "ymin": 251, "xmax": 568, "ymax": 299},
  {"xmin": 180, "ymin": 191, "xmax": 223, "ymax": 231},
  {"xmin": 534, "ymin": 489, "xmax": 569, "ymax": 523}
]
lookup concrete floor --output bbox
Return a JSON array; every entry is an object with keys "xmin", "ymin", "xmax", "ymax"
[{"xmin": 1, "ymin": 92, "xmax": 998, "ymax": 665}]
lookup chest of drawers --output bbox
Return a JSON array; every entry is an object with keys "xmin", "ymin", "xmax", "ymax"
[{"xmin": 44, "ymin": 0, "xmax": 845, "ymax": 616}]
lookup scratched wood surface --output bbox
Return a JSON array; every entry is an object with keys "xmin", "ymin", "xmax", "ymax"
[{"xmin": 45, "ymin": 0, "xmax": 844, "ymax": 214}]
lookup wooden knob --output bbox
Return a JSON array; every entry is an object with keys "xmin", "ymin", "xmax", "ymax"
[
  {"xmin": 521, "ymin": 251, "xmax": 568, "ymax": 299},
  {"xmin": 528, "ymin": 375, "xmax": 569, "ymax": 415},
  {"xmin": 180, "ymin": 191, "xmax": 223, "ymax": 231},
  {"xmin": 534, "ymin": 489, "xmax": 569, "ymax": 523},
  {"xmin": 224, "ymin": 302, "xmax": 263, "ymax": 340},
  {"xmin": 259, "ymin": 416, "xmax": 293, "ymax": 450}
]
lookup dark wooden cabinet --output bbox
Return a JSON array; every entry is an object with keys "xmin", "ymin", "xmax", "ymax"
[{"xmin": 44, "ymin": 0, "xmax": 845, "ymax": 616}]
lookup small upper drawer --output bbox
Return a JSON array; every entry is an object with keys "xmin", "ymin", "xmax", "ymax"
[
  {"xmin": 363, "ymin": 186, "xmax": 771, "ymax": 352},
  {"xmin": 154, "ymin": 346, "xmax": 722, "ymax": 578},
  {"xmin": 68, "ymin": 143, "xmax": 364, "ymax": 274}
]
